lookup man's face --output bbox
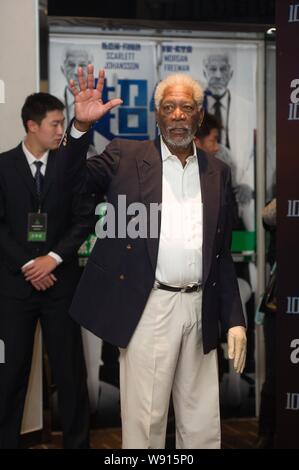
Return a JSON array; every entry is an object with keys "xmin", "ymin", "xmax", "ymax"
[
  {"xmin": 63, "ymin": 51, "xmax": 89, "ymax": 86},
  {"xmin": 194, "ymin": 128, "xmax": 219, "ymax": 156},
  {"xmin": 29, "ymin": 110, "xmax": 65, "ymax": 151},
  {"xmin": 203, "ymin": 55, "xmax": 233, "ymax": 96},
  {"xmin": 156, "ymin": 84, "xmax": 202, "ymax": 150}
]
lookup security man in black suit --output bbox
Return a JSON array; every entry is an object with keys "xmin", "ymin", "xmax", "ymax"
[{"xmin": 0, "ymin": 93, "xmax": 92, "ymax": 448}]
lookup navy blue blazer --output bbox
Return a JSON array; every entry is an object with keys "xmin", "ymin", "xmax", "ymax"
[{"xmin": 66, "ymin": 132, "xmax": 245, "ymax": 352}]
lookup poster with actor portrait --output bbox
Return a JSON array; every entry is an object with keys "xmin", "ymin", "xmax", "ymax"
[
  {"xmin": 159, "ymin": 41, "xmax": 258, "ymax": 397},
  {"xmin": 49, "ymin": 35, "xmax": 158, "ymax": 153},
  {"xmin": 160, "ymin": 41, "xmax": 257, "ymax": 249}
]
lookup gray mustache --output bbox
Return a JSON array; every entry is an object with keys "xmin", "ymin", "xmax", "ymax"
[{"xmin": 167, "ymin": 126, "xmax": 190, "ymax": 131}]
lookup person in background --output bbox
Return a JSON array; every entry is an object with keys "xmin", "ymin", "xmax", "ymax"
[
  {"xmin": 194, "ymin": 112, "xmax": 220, "ymax": 156},
  {"xmin": 0, "ymin": 92, "xmax": 93, "ymax": 448},
  {"xmin": 195, "ymin": 113, "xmax": 255, "ymax": 405}
]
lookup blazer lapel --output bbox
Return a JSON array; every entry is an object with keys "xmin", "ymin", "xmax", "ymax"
[
  {"xmin": 197, "ymin": 149, "xmax": 221, "ymax": 285},
  {"xmin": 136, "ymin": 139, "xmax": 162, "ymax": 273},
  {"xmin": 14, "ymin": 144, "xmax": 37, "ymax": 198}
]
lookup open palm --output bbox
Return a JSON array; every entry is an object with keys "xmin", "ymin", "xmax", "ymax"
[{"xmin": 69, "ymin": 64, "xmax": 122, "ymax": 124}]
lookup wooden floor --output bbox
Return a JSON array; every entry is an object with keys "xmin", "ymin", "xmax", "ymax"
[{"xmin": 29, "ymin": 418, "xmax": 258, "ymax": 449}]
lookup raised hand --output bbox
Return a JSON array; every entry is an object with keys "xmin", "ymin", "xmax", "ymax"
[{"xmin": 69, "ymin": 64, "xmax": 122, "ymax": 130}]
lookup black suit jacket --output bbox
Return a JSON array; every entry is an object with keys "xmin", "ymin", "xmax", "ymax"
[
  {"xmin": 66, "ymin": 132, "xmax": 245, "ymax": 353},
  {"xmin": 0, "ymin": 143, "xmax": 95, "ymax": 299}
]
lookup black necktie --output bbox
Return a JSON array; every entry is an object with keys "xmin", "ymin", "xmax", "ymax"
[
  {"xmin": 64, "ymin": 87, "xmax": 74, "ymax": 125},
  {"xmin": 212, "ymin": 92, "xmax": 230, "ymax": 149},
  {"xmin": 213, "ymin": 96, "xmax": 223, "ymax": 140},
  {"xmin": 33, "ymin": 161, "xmax": 44, "ymax": 199}
]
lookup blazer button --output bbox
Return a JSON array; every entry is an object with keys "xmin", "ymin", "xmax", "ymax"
[
  {"xmin": 217, "ymin": 228, "xmax": 222, "ymax": 234},
  {"xmin": 126, "ymin": 244, "xmax": 132, "ymax": 250},
  {"xmin": 216, "ymin": 254, "xmax": 220, "ymax": 260},
  {"xmin": 212, "ymin": 281, "xmax": 217, "ymax": 287},
  {"xmin": 119, "ymin": 274, "xmax": 125, "ymax": 280}
]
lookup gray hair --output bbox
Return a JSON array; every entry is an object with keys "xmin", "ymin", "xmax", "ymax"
[
  {"xmin": 154, "ymin": 74, "xmax": 204, "ymax": 110},
  {"xmin": 203, "ymin": 52, "xmax": 232, "ymax": 69},
  {"xmin": 64, "ymin": 48, "xmax": 93, "ymax": 65}
]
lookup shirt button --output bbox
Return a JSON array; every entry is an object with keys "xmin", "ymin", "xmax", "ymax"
[{"xmin": 119, "ymin": 274, "xmax": 125, "ymax": 280}]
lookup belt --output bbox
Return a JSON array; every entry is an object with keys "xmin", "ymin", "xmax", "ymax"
[{"xmin": 155, "ymin": 281, "xmax": 202, "ymax": 293}]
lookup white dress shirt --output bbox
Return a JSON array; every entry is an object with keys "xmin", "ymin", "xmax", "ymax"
[
  {"xmin": 21, "ymin": 142, "xmax": 62, "ymax": 268},
  {"xmin": 155, "ymin": 138, "xmax": 203, "ymax": 287},
  {"xmin": 69, "ymin": 126, "xmax": 203, "ymax": 286}
]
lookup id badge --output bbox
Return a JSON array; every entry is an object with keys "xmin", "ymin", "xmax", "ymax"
[{"xmin": 28, "ymin": 213, "xmax": 47, "ymax": 242}]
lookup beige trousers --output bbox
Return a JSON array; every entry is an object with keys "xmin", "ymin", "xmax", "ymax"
[{"xmin": 119, "ymin": 288, "xmax": 221, "ymax": 449}]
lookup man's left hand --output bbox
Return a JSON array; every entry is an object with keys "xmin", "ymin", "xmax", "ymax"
[
  {"xmin": 22, "ymin": 255, "xmax": 58, "ymax": 282},
  {"xmin": 227, "ymin": 326, "xmax": 247, "ymax": 374},
  {"xmin": 70, "ymin": 65, "xmax": 123, "ymax": 131}
]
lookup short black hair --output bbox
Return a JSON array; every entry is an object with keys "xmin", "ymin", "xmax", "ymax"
[
  {"xmin": 195, "ymin": 113, "xmax": 221, "ymax": 139},
  {"xmin": 21, "ymin": 92, "xmax": 64, "ymax": 132}
]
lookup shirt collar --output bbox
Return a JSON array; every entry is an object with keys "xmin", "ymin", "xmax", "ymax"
[
  {"xmin": 160, "ymin": 136, "xmax": 197, "ymax": 162},
  {"xmin": 22, "ymin": 141, "xmax": 49, "ymax": 168},
  {"xmin": 209, "ymin": 90, "xmax": 229, "ymax": 109}
]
